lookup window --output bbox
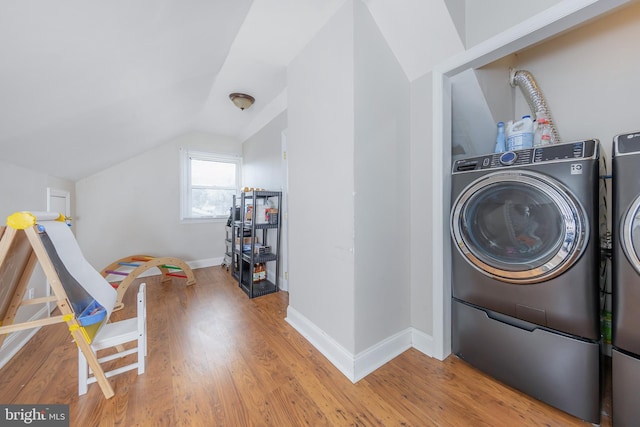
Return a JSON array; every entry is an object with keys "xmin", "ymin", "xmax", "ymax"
[{"xmin": 180, "ymin": 149, "xmax": 241, "ymax": 221}]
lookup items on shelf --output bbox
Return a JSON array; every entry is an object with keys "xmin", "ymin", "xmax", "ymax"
[
  {"xmin": 229, "ymin": 191, "xmax": 282, "ymax": 298},
  {"xmin": 533, "ymin": 112, "xmax": 553, "ymax": 147},
  {"xmin": 494, "ymin": 110, "xmax": 560, "ymax": 153},
  {"xmin": 494, "ymin": 121, "xmax": 506, "ymax": 153},
  {"xmin": 506, "ymin": 115, "xmax": 533, "ymax": 151},
  {"xmin": 266, "ymin": 208, "xmax": 279, "ymax": 224},
  {"xmin": 252, "ymin": 263, "xmax": 267, "ymax": 283}
]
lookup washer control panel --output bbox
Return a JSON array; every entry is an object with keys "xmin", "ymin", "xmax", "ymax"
[
  {"xmin": 614, "ymin": 131, "xmax": 640, "ymax": 155},
  {"xmin": 452, "ymin": 140, "xmax": 596, "ymax": 174}
]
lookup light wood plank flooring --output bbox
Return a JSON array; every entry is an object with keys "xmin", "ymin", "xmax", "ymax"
[{"xmin": 0, "ymin": 266, "xmax": 611, "ymax": 426}]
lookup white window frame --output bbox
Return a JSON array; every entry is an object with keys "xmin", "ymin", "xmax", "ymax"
[{"xmin": 180, "ymin": 148, "xmax": 242, "ymax": 223}]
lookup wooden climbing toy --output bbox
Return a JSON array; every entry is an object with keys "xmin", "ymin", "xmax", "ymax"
[
  {"xmin": 0, "ymin": 211, "xmax": 120, "ymax": 399},
  {"xmin": 100, "ymin": 255, "xmax": 196, "ymax": 311}
]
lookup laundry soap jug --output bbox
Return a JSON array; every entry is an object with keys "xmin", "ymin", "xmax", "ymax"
[{"xmin": 507, "ymin": 115, "xmax": 533, "ymax": 151}]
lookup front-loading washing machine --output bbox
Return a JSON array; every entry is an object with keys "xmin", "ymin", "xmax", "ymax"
[
  {"xmin": 612, "ymin": 130, "xmax": 640, "ymax": 426},
  {"xmin": 450, "ymin": 140, "xmax": 601, "ymax": 423}
]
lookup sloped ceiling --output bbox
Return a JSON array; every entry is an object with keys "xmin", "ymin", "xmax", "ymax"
[
  {"xmin": 0, "ymin": 0, "xmax": 462, "ymax": 182},
  {"xmin": 0, "ymin": 0, "xmax": 253, "ymax": 181}
]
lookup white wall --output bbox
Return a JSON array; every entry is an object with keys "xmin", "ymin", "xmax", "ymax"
[
  {"xmin": 360, "ymin": 0, "xmax": 465, "ymax": 82},
  {"xmin": 287, "ymin": 0, "xmax": 421, "ymax": 381},
  {"xmin": 287, "ymin": 0, "xmax": 357, "ymax": 359},
  {"xmin": 0, "ymin": 159, "xmax": 75, "ymax": 366},
  {"xmin": 0, "ymin": 161, "xmax": 74, "ymax": 221},
  {"xmin": 409, "ymin": 73, "xmax": 435, "ymax": 338},
  {"xmin": 353, "ymin": 1, "xmax": 411, "ymax": 352},
  {"xmin": 75, "ymin": 131, "xmax": 241, "ymax": 270},
  {"xmin": 242, "ymin": 110, "xmax": 286, "ymax": 191},
  {"xmin": 444, "ymin": 0, "xmax": 465, "ymax": 46},
  {"xmin": 444, "ymin": 0, "xmax": 563, "ymax": 49},
  {"xmin": 465, "ymin": 0, "xmax": 563, "ymax": 47},
  {"xmin": 407, "ymin": 2, "xmax": 464, "ymax": 346}
]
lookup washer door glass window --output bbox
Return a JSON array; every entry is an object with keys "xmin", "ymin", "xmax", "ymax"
[
  {"xmin": 621, "ymin": 195, "xmax": 640, "ymax": 274},
  {"xmin": 451, "ymin": 171, "xmax": 588, "ymax": 283}
]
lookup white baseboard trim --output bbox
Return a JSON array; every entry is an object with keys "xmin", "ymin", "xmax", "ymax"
[
  {"xmin": 286, "ymin": 306, "xmax": 357, "ymax": 381},
  {"xmin": 286, "ymin": 305, "xmax": 436, "ymax": 383},
  {"xmin": 278, "ymin": 274, "xmax": 288, "ymax": 292},
  {"xmin": 411, "ymin": 327, "xmax": 435, "ymax": 357},
  {"xmin": 0, "ymin": 305, "xmax": 49, "ymax": 370},
  {"xmin": 189, "ymin": 257, "xmax": 222, "ymax": 269},
  {"xmin": 353, "ymin": 328, "xmax": 413, "ymax": 382}
]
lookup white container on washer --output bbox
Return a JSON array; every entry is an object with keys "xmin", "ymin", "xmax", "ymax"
[{"xmin": 507, "ymin": 115, "xmax": 534, "ymax": 151}]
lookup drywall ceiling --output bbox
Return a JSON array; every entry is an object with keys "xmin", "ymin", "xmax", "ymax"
[{"xmin": 0, "ymin": 0, "xmax": 462, "ymax": 182}]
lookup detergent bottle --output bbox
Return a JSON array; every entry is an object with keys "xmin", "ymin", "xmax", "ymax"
[{"xmin": 507, "ymin": 115, "xmax": 534, "ymax": 151}]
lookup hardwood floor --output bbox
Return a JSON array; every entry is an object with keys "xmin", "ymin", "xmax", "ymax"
[{"xmin": 0, "ymin": 266, "xmax": 611, "ymax": 426}]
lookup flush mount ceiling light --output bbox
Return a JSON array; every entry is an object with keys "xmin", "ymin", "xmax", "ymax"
[{"xmin": 229, "ymin": 93, "xmax": 255, "ymax": 110}]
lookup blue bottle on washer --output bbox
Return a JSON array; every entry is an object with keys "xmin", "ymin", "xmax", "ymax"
[{"xmin": 494, "ymin": 121, "xmax": 506, "ymax": 153}]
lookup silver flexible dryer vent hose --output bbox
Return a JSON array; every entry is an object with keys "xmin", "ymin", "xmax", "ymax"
[{"xmin": 509, "ymin": 69, "xmax": 560, "ymax": 144}]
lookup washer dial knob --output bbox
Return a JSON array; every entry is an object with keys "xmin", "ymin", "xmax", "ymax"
[{"xmin": 499, "ymin": 151, "xmax": 517, "ymax": 165}]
